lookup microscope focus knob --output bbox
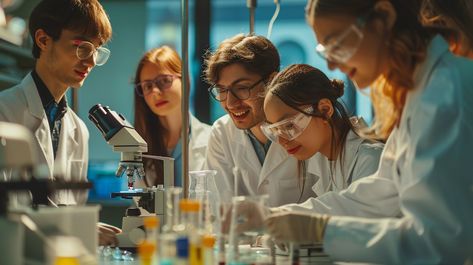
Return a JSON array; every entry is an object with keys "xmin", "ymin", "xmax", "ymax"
[{"xmin": 126, "ymin": 207, "xmax": 141, "ymax": 216}]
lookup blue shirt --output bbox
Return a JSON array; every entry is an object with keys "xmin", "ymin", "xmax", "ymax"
[
  {"xmin": 169, "ymin": 137, "xmax": 183, "ymax": 186},
  {"xmin": 31, "ymin": 70, "xmax": 67, "ymax": 158},
  {"xmin": 246, "ymin": 130, "xmax": 272, "ymax": 166}
]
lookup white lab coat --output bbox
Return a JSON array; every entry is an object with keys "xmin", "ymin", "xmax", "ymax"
[
  {"xmin": 301, "ymin": 36, "xmax": 473, "ymax": 264},
  {"xmin": 134, "ymin": 114, "xmax": 211, "ymax": 188},
  {"xmin": 0, "ymin": 73, "xmax": 89, "ymax": 205},
  {"xmin": 307, "ymin": 130, "xmax": 384, "ymax": 197},
  {"xmin": 204, "ymin": 114, "xmax": 316, "ymax": 207}
]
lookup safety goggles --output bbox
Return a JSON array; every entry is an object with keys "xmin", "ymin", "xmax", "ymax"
[
  {"xmin": 209, "ymin": 78, "xmax": 264, "ymax": 102},
  {"xmin": 135, "ymin": 75, "xmax": 180, "ymax": 97},
  {"xmin": 315, "ymin": 16, "xmax": 367, "ymax": 64},
  {"xmin": 72, "ymin": 40, "xmax": 110, "ymax": 66},
  {"xmin": 260, "ymin": 107, "xmax": 313, "ymax": 142}
]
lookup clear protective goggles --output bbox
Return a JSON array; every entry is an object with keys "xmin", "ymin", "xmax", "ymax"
[
  {"xmin": 260, "ymin": 107, "xmax": 313, "ymax": 142},
  {"xmin": 315, "ymin": 16, "xmax": 367, "ymax": 64},
  {"xmin": 72, "ymin": 40, "xmax": 110, "ymax": 66}
]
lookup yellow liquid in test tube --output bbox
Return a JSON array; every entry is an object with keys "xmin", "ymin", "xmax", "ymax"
[
  {"xmin": 190, "ymin": 243, "xmax": 203, "ymax": 265},
  {"xmin": 54, "ymin": 257, "xmax": 79, "ymax": 265}
]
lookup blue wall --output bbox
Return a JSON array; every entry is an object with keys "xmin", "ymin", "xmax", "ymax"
[{"xmin": 78, "ymin": 1, "xmax": 147, "ymax": 160}]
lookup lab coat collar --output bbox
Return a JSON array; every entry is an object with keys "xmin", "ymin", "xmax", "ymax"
[
  {"xmin": 413, "ymin": 35, "xmax": 450, "ymax": 90},
  {"xmin": 308, "ymin": 130, "xmax": 365, "ymax": 189},
  {"xmin": 20, "ymin": 74, "xmax": 55, "ymax": 176},
  {"xmin": 231, "ymin": 126, "xmax": 263, "ymax": 175},
  {"xmin": 257, "ymin": 142, "xmax": 291, "ymax": 188},
  {"xmin": 22, "ymin": 73, "xmax": 46, "ymax": 120}
]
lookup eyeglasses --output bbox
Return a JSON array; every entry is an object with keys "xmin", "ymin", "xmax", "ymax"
[
  {"xmin": 260, "ymin": 107, "xmax": 314, "ymax": 142},
  {"xmin": 72, "ymin": 40, "xmax": 110, "ymax": 66},
  {"xmin": 208, "ymin": 78, "xmax": 264, "ymax": 102},
  {"xmin": 315, "ymin": 16, "xmax": 368, "ymax": 64},
  {"xmin": 135, "ymin": 75, "xmax": 180, "ymax": 97}
]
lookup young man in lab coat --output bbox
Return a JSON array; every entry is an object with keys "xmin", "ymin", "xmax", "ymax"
[
  {"xmin": 203, "ymin": 34, "xmax": 317, "ymax": 207},
  {"xmin": 0, "ymin": 0, "xmax": 118, "ymax": 245}
]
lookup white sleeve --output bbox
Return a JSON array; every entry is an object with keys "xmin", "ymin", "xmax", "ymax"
[
  {"xmin": 323, "ymin": 60, "xmax": 473, "ymax": 264},
  {"xmin": 203, "ymin": 124, "xmax": 235, "ymax": 204},
  {"xmin": 279, "ymin": 139, "xmax": 400, "ymax": 218},
  {"xmin": 349, "ymin": 142, "xmax": 383, "ymax": 183}
]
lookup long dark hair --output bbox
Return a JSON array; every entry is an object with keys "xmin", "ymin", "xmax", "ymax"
[
  {"xmin": 133, "ymin": 46, "xmax": 182, "ymax": 186},
  {"xmin": 306, "ymin": 0, "xmax": 434, "ymax": 140},
  {"xmin": 267, "ymin": 64, "xmax": 355, "ymax": 198}
]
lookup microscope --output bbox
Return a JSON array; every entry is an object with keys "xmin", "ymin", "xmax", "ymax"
[{"xmin": 88, "ymin": 104, "xmax": 174, "ymax": 248}]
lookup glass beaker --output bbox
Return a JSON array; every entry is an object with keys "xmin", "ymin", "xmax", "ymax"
[
  {"xmin": 227, "ymin": 194, "xmax": 270, "ymax": 264},
  {"xmin": 188, "ymin": 170, "xmax": 218, "ymax": 234},
  {"xmin": 188, "ymin": 170, "xmax": 217, "ymax": 196}
]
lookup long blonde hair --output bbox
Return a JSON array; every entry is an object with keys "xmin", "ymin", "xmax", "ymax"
[{"xmin": 306, "ymin": 0, "xmax": 434, "ymax": 140}]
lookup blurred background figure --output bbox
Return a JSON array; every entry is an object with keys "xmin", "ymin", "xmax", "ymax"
[
  {"xmin": 420, "ymin": 0, "xmax": 473, "ymax": 58},
  {"xmin": 133, "ymin": 46, "xmax": 211, "ymax": 187}
]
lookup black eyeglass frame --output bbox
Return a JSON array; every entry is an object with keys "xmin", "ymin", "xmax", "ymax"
[{"xmin": 208, "ymin": 77, "xmax": 265, "ymax": 102}]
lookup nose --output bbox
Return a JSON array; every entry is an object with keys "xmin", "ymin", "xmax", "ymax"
[
  {"xmin": 225, "ymin": 90, "xmax": 240, "ymax": 107},
  {"xmin": 83, "ymin": 53, "xmax": 96, "ymax": 67}
]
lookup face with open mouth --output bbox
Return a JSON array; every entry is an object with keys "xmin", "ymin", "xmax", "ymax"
[{"xmin": 216, "ymin": 64, "xmax": 266, "ymax": 130}]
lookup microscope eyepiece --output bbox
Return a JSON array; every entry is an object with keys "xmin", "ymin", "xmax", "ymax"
[{"xmin": 88, "ymin": 104, "xmax": 132, "ymax": 141}]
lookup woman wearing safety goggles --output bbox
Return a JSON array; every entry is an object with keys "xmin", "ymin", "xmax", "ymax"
[{"xmin": 262, "ymin": 64, "xmax": 384, "ymax": 197}]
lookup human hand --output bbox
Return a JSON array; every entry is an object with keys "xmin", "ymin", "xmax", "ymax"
[
  {"xmin": 221, "ymin": 200, "xmax": 270, "ymax": 235},
  {"xmin": 97, "ymin": 222, "xmax": 121, "ymax": 246},
  {"xmin": 264, "ymin": 212, "xmax": 330, "ymax": 244}
]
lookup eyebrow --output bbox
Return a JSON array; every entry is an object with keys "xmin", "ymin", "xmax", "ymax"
[
  {"xmin": 72, "ymin": 35, "xmax": 102, "ymax": 47},
  {"xmin": 215, "ymin": 77, "xmax": 253, "ymax": 88}
]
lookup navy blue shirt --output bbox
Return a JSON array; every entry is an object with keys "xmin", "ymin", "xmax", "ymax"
[
  {"xmin": 246, "ymin": 130, "xmax": 272, "ymax": 166},
  {"xmin": 31, "ymin": 70, "xmax": 67, "ymax": 158}
]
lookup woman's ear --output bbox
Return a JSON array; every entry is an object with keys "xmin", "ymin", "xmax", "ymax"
[
  {"xmin": 35, "ymin": 29, "xmax": 51, "ymax": 51},
  {"xmin": 373, "ymin": 0, "xmax": 397, "ymax": 31},
  {"xmin": 317, "ymin": 98, "xmax": 334, "ymax": 120}
]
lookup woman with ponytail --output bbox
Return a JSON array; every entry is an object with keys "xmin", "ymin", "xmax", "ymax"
[{"xmin": 262, "ymin": 64, "xmax": 383, "ymax": 198}]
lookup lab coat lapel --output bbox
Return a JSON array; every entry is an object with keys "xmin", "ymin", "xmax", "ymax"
[
  {"xmin": 22, "ymin": 75, "xmax": 54, "ymax": 178},
  {"xmin": 54, "ymin": 111, "xmax": 79, "ymax": 180},
  {"xmin": 257, "ymin": 142, "xmax": 289, "ymax": 188},
  {"xmin": 231, "ymin": 130, "xmax": 262, "ymax": 177},
  {"xmin": 344, "ymin": 130, "xmax": 366, "ymax": 183}
]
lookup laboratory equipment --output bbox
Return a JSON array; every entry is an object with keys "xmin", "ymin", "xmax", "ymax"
[
  {"xmin": 137, "ymin": 216, "xmax": 159, "ymax": 265},
  {"xmin": 247, "ymin": 0, "xmax": 257, "ymax": 34},
  {"xmin": 0, "ymin": 121, "xmax": 38, "ymax": 174},
  {"xmin": 202, "ymin": 234, "xmax": 216, "ymax": 265},
  {"xmin": 181, "ymin": 0, "xmax": 190, "ymax": 198},
  {"xmin": 188, "ymin": 170, "xmax": 218, "ymax": 233},
  {"xmin": 109, "ymin": 155, "xmax": 174, "ymax": 248},
  {"xmin": 88, "ymin": 103, "xmax": 147, "ymax": 189},
  {"xmin": 227, "ymin": 194, "xmax": 271, "ymax": 264},
  {"xmin": 0, "ymin": 122, "xmax": 91, "ymax": 264},
  {"xmin": 88, "ymin": 104, "xmax": 175, "ymax": 248},
  {"xmin": 159, "ymin": 187, "xmax": 183, "ymax": 264}
]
